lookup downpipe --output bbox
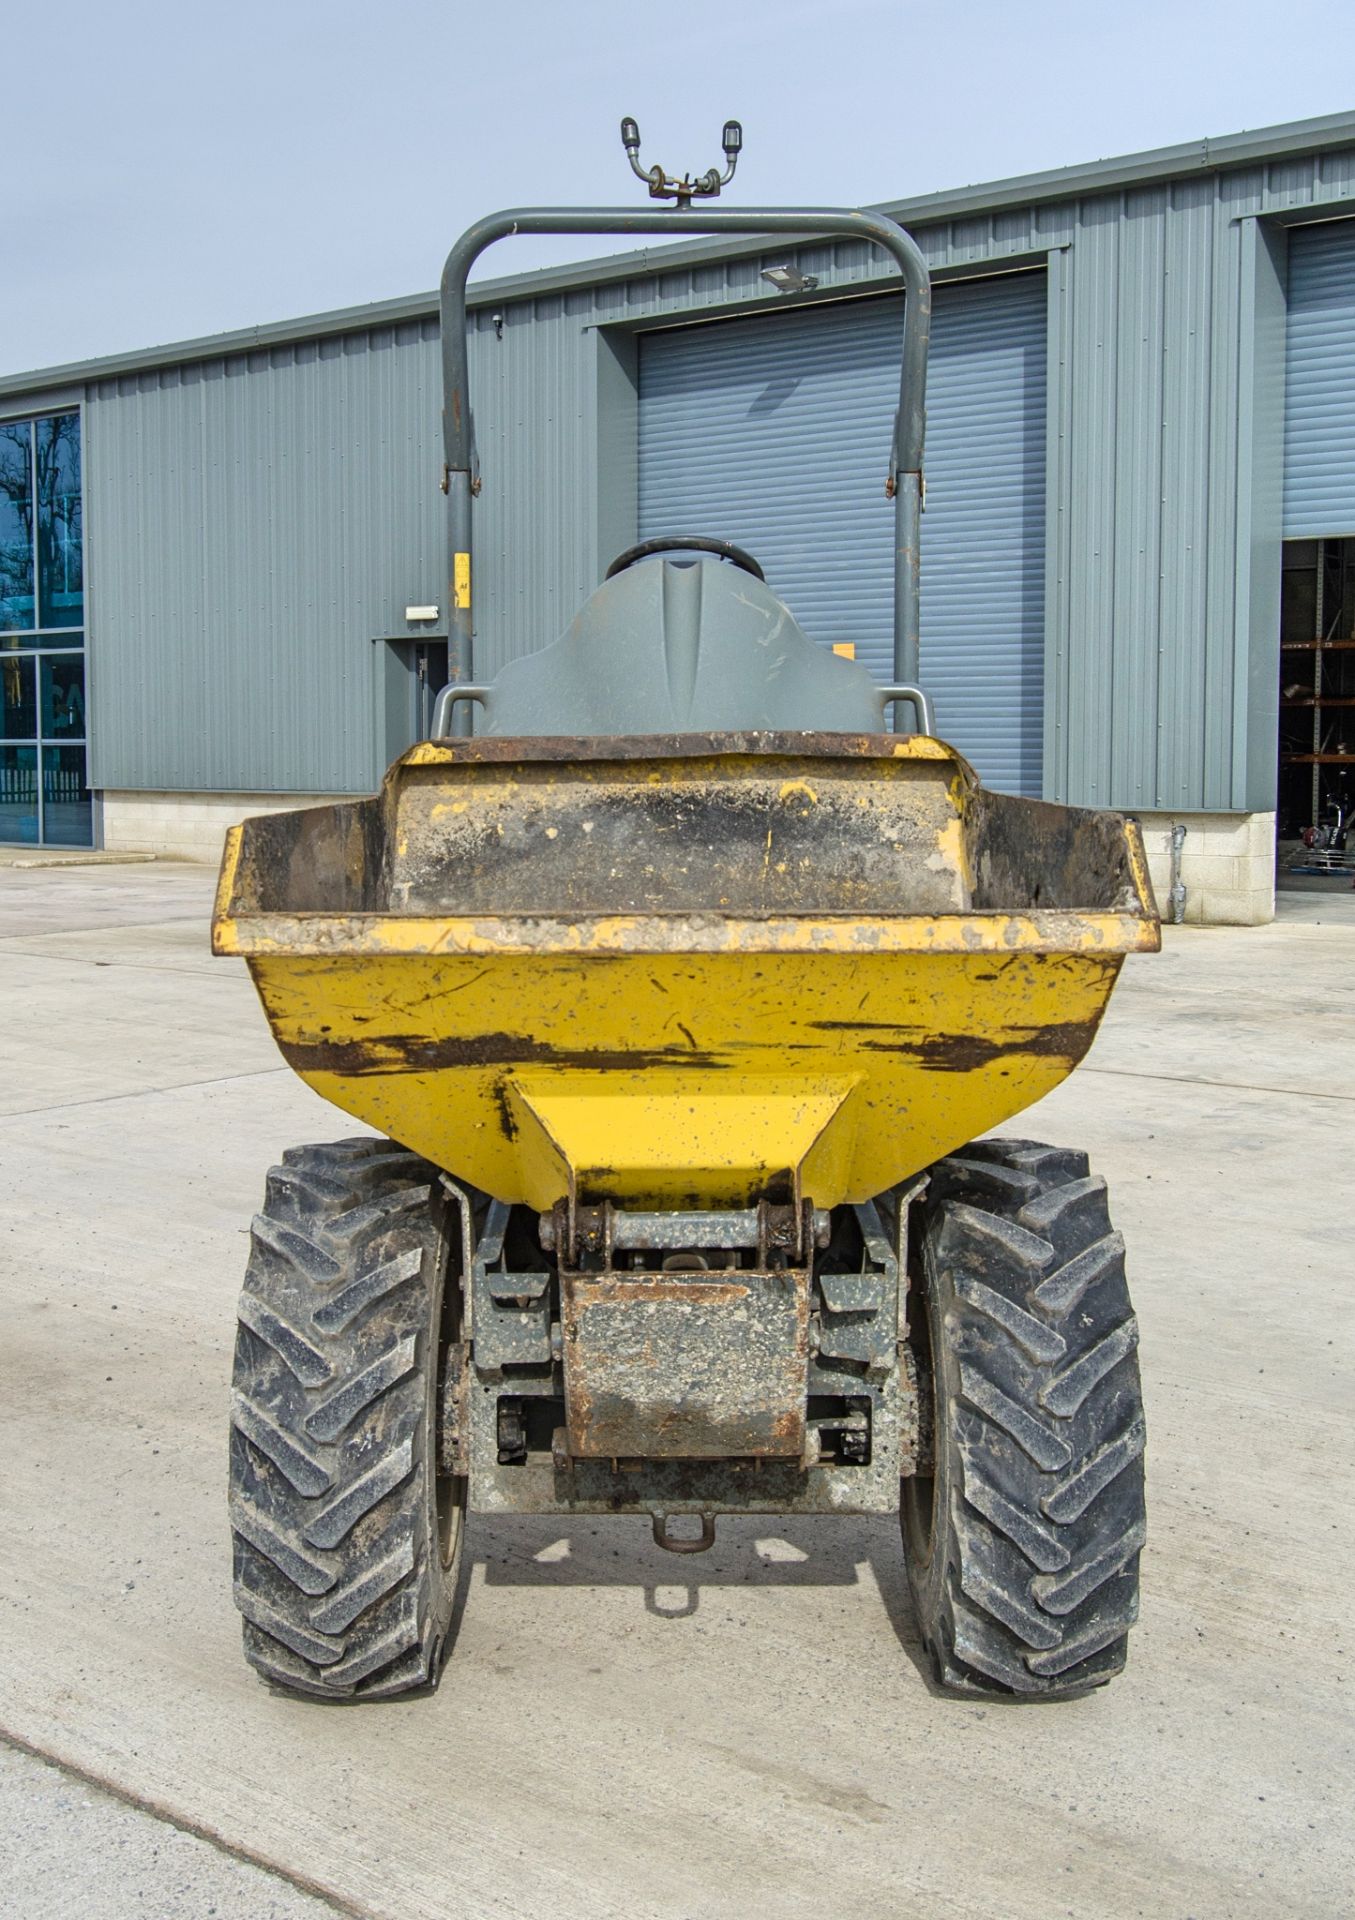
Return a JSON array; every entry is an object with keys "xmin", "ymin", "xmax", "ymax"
[{"xmin": 1168, "ymin": 822, "xmax": 1187, "ymax": 925}]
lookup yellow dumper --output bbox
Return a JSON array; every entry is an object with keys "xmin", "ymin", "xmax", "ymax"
[{"xmin": 215, "ymin": 123, "xmax": 1158, "ymax": 1703}]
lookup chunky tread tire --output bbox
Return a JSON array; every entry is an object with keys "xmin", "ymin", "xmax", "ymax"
[
  {"xmin": 229, "ymin": 1137, "xmax": 462, "ymax": 1699},
  {"xmin": 902, "ymin": 1137, "xmax": 1146, "ymax": 1697}
]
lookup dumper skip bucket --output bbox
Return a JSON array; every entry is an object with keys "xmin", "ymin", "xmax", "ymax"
[{"xmin": 213, "ymin": 729, "xmax": 1159, "ymax": 1214}]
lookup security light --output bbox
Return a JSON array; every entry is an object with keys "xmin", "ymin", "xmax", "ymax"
[{"xmin": 761, "ymin": 265, "xmax": 819, "ymax": 295}]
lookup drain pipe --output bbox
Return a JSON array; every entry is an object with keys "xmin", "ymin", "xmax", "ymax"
[{"xmin": 1168, "ymin": 822, "xmax": 1187, "ymax": 925}]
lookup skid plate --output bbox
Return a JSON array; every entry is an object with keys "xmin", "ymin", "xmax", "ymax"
[{"xmin": 561, "ymin": 1268, "xmax": 809, "ymax": 1459}]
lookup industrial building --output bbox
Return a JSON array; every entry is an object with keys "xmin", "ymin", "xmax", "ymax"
[{"xmin": 4, "ymin": 110, "xmax": 1355, "ymax": 922}]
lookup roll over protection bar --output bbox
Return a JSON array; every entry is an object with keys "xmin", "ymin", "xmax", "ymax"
[{"xmin": 439, "ymin": 206, "xmax": 931, "ymax": 733}]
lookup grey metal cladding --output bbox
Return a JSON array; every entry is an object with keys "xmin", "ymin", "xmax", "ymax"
[
  {"xmin": 86, "ymin": 321, "xmax": 445, "ymax": 794},
  {"xmin": 55, "ymin": 127, "xmax": 1355, "ymax": 806},
  {"xmin": 1049, "ymin": 155, "xmax": 1354, "ymax": 813}
]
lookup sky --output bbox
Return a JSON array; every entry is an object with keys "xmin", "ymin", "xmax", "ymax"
[{"xmin": 6, "ymin": 0, "xmax": 1355, "ymax": 379}]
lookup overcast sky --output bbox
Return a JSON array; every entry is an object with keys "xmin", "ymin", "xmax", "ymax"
[{"xmin": 6, "ymin": 0, "xmax": 1355, "ymax": 379}]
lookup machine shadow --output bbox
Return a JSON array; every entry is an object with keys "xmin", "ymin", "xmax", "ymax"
[{"xmin": 468, "ymin": 1510, "xmax": 940, "ymax": 1693}]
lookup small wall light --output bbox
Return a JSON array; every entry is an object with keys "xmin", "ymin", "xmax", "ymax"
[{"xmin": 761, "ymin": 265, "xmax": 819, "ymax": 295}]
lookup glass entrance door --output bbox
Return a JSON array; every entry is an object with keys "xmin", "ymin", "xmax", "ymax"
[{"xmin": 0, "ymin": 410, "xmax": 90, "ymax": 846}]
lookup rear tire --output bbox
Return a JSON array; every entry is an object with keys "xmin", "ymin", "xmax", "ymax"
[
  {"xmin": 228, "ymin": 1137, "xmax": 464, "ymax": 1699},
  {"xmin": 902, "ymin": 1138, "xmax": 1146, "ymax": 1697}
]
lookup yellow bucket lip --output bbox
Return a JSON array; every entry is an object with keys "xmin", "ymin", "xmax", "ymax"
[
  {"xmin": 214, "ymin": 905, "xmax": 1160, "ymax": 960},
  {"xmin": 397, "ymin": 729, "xmax": 962, "ymax": 770}
]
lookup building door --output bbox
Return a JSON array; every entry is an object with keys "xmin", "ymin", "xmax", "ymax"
[
  {"xmin": 1280, "ymin": 219, "xmax": 1355, "ymax": 846},
  {"xmin": 378, "ymin": 635, "xmax": 448, "ymax": 765},
  {"xmin": 0, "ymin": 410, "xmax": 90, "ymax": 846},
  {"xmin": 637, "ymin": 271, "xmax": 1048, "ymax": 795}
]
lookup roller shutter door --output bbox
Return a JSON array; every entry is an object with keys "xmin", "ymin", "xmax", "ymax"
[
  {"xmin": 637, "ymin": 272, "xmax": 1047, "ymax": 794},
  {"xmin": 1284, "ymin": 218, "xmax": 1355, "ymax": 538}
]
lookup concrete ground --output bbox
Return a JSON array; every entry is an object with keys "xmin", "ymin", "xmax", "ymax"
[
  {"xmin": 1, "ymin": 863, "xmax": 1352, "ymax": 1919},
  {"xmin": 0, "ymin": 1738, "xmax": 344, "ymax": 1917}
]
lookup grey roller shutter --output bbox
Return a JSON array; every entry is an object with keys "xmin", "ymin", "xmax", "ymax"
[
  {"xmin": 1284, "ymin": 218, "xmax": 1355, "ymax": 539},
  {"xmin": 637, "ymin": 271, "xmax": 1047, "ymax": 795}
]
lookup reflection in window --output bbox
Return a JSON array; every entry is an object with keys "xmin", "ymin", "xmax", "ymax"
[
  {"xmin": 41, "ymin": 655, "xmax": 85, "ymax": 738},
  {"xmin": 2, "ymin": 654, "xmax": 36, "ymax": 738},
  {"xmin": 37, "ymin": 414, "xmax": 82, "ymax": 629},
  {"xmin": 42, "ymin": 742, "xmax": 91, "ymax": 847},
  {"xmin": 0, "ymin": 421, "xmax": 34, "ymax": 633},
  {"xmin": 0, "ymin": 743, "xmax": 38, "ymax": 843}
]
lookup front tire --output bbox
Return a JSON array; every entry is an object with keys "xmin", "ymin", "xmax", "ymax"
[
  {"xmin": 228, "ymin": 1137, "xmax": 464, "ymax": 1699},
  {"xmin": 902, "ymin": 1138, "xmax": 1146, "ymax": 1696}
]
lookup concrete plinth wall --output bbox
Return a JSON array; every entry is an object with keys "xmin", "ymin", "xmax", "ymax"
[
  {"xmin": 1134, "ymin": 810, "xmax": 1276, "ymax": 926},
  {"xmin": 101, "ymin": 791, "xmax": 347, "ymax": 863}
]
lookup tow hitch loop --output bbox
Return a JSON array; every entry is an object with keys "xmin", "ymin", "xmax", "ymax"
[{"xmin": 652, "ymin": 1512, "xmax": 717, "ymax": 1555}]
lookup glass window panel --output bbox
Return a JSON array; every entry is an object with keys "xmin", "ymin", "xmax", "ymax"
[
  {"xmin": 36, "ymin": 413, "xmax": 82, "ymax": 630},
  {"xmin": 0, "ymin": 743, "xmax": 38, "ymax": 843},
  {"xmin": 41, "ymin": 741, "xmax": 92, "ymax": 847},
  {"xmin": 0, "ymin": 420, "xmax": 35, "ymax": 633},
  {"xmin": 40, "ymin": 655, "xmax": 85, "ymax": 739},
  {"xmin": 1, "ymin": 654, "xmax": 36, "ymax": 739}
]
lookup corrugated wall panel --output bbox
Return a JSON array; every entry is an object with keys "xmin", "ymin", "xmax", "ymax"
[
  {"xmin": 1061, "ymin": 197, "xmax": 1120, "ymax": 807},
  {"xmin": 635, "ymin": 275, "xmax": 1046, "ymax": 794},
  {"xmin": 1109, "ymin": 188, "xmax": 1168, "ymax": 808},
  {"xmin": 1201, "ymin": 167, "xmax": 1252, "ymax": 808},
  {"xmin": 1041, "ymin": 248, "xmax": 1073, "ymax": 800},
  {"xmin": 1283, "ymin": 217, "xmax": 1355, "ymax": 536},
  {"xmin": 1155, "ymin": 179, "xmax": 1215, "ymax": 808},
  {"xmin": 87, "ymin": 321, "xmax": 447, "ymax": 793}
]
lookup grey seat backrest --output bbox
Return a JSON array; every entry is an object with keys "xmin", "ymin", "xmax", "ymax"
[{"xmin": 477, "ymin": 555, "xmax": 888, "ymax": 736}]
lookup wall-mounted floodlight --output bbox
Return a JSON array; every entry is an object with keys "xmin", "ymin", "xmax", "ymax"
[
  {"xmin": 405, "ymin": 604, "xmax": 439, "ymax": 623},
  {"xmin": 761, "ymin": 265, "xmax": 819, "ymax": 295}
]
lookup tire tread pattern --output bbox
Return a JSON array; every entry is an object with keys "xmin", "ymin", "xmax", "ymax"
[
  {"xmin": 229, "ymin": 1137, "xmax": 457, "ymax": 1699},
  {"xmin": 906, "ymin": 1137, "xmax": 1147, "ymax": 1697}
]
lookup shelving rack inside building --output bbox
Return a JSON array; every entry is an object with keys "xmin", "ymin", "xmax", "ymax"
[{"xmin": 1279, "ymin": 537, "xmax": 1355, "ymax": 849}]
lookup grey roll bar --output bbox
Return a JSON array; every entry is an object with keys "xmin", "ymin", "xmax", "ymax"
[
  {"xmin": 439, "ymin": 206, "xmax": 931, "ymax": 735},
  {"xmin": 430, "ymin": 683, "xmax": 490, "ymax": 739},
  {"xmin": 881, "ymin": 685, "xmax": 934, "ymax": 737}
]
